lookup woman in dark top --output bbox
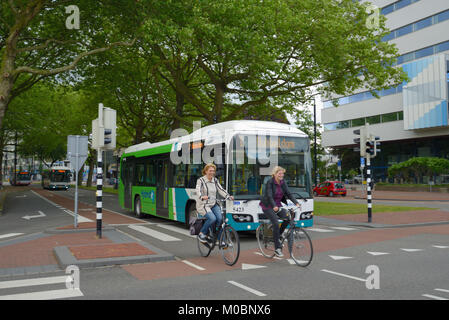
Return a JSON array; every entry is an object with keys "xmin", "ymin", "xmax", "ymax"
[{"xmin": 259, "ymin": 166, "xmax": 301, "ymax": 257}]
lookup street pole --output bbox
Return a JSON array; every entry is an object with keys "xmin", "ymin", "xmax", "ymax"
[
  {"xmin": 313, "ymin": 97, "xmax": 318, "ymax": 186},
  {"xmin": 96, "ymin": 148, "xmax": 103, "ymax": 238},
  {"xmin": 13, "ymin": 131, "xmax": 17, "ymax": 185},
  {"xmin": 74, "ymin": 135, "xmax": 79, "ymax": 228},
  {"xmin": 366, "ymin": 154, "xmax": 372, "ymax": 223}
]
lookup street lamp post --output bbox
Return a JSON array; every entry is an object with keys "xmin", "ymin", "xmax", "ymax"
[{"xmin": 313, "ymin": 97, "xmax": 318, "ymax": 187}]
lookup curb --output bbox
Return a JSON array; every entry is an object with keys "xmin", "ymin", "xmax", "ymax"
[
  {"xmin": 53, "ymin": 229, "xmax": 175, "ymax": 269},
  {"xmin": 53, "ymin": 242, "xmax": 175, "ymax": 269},
  {"xmin": 45, "ymin": 226, "xmax": 116, "ymax": 234}
]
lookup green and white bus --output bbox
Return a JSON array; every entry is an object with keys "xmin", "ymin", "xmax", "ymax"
[{"xmin": 118, "ymin": 120, "xmax": 314, "ymax": 231}]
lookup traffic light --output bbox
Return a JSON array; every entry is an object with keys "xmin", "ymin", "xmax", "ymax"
[
  {"xmin": 353, "ymin": 127, "xmax": 367, "ymax": 157},
  {"xmin": 373, "ymin": 136, "xmax": 380, "ymax": 157},
  {"xmin": 92, "ymin": 104, "xmax": 116, "ymax": 150},
  {"xmin": 366, "ymin": 139, "xmax": 374, "ymax": 156}
]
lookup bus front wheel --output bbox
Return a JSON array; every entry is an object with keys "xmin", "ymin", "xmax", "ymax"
[
  {"xmin": 134, "ymin": 196, "xmax": 144, "ymax": 219},
  {"xmin": 185, "ymin": 202, "xmax": 198, "ymax": 229}
]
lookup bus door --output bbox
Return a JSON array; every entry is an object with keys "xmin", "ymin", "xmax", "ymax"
[
  {"xmin": 155, "ymin": 157, "xmax": 169, "ymax": 217},
  {"xmin": 123, "ymin": 157, "xmax": 134, "ymax": 209}
]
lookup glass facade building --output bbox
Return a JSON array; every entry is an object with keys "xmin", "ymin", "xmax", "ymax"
[{"xmin": 321, "ymin": 0, "xmax": 449, "ymax": 181}]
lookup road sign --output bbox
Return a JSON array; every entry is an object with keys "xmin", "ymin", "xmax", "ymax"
[
  {"xmin": 67, "ymin": 135, "xmax": 88, "ymax": 229},
  {"xmin": 67, "ymin": 135, "xmax": 88, "ymax": 172},
  {"xmin": 361, "ymin": 157, "xmax": 365, "ymax": 168}
]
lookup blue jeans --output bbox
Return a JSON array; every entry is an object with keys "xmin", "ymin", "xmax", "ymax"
[{"xmin": 200, "ymin": 204, "xmax": 223, "ymax": 239}]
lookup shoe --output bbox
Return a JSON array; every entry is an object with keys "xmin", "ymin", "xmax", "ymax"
[
  {"xmin": 198, "ymin": 234, "xmax": 208, "ymax": 243},
  {"xmin": 274, "ymin": 248, "xmax": 284, "ymax": 258}
]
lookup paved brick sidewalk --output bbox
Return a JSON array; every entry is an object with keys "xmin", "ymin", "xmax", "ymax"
[{"xmin": 0, "ymin": 232, "xmax": 112, "ymax": 269}]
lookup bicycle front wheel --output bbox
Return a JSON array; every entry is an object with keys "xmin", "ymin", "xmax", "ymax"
[
  {"xmin": 197, "ymin": 228, "xmax": 215, "ymax": 257},
  {"xmin": 256, "ymin": 224, "xmax": 275, "ymax": 258},
  {"xmin": 219, "ymin": 226, "xmax": 240, "ymax": 266},
  {"xmin": 288, "ymin": 227, "xmax": 313, "ymax": 267}
]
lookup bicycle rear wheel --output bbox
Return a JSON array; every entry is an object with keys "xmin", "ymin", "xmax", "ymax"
[
  {"xmin": 256, "ymin": 223, "xmax": 275, "ymax": 258},
  {"xmin": 219, "ymin": 226, "xmax": 240, "ymax": 266},
  {"xmin": 288, "ymin": 227, "xmax": 313, "ymax": 267},
  {"xmin": 197, "ymin": 228, "xmax": 215, "ymax": 257}
]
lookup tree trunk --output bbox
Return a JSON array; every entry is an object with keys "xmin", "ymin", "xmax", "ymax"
[{"xmin": 171, "ymin": 92, "xmax": 184, "ymax": 130}]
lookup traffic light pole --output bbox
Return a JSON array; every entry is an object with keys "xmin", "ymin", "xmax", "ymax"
[
  {"xmin": 366, "ymin": 154, "xmax": 372, "ymax": 223},
  {"xmin": 96, "ymin": 148, "xmax": 103, "ymax": 238}
]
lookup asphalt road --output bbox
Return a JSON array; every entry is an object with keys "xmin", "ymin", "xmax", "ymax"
[{"xmin": 1, "ymin": 185, "xmax": 449, "ymax": 301}]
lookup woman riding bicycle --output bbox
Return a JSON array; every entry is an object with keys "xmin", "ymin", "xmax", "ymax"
[
  {"xmin": 260, "ymin": 166, "xmax": 301, "ymax": 257},
  {"xmin": 196, "ymin": 163, "xmax": 234, "ymax": 244}
]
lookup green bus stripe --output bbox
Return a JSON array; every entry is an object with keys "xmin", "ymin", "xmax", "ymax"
[{"xmin": 123, "ymin": 144, "xmax": 172, "ymax": 158}]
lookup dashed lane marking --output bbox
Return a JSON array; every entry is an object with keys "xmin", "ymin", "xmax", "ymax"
[
  {"xmin": 308, "ymin": 227, "xmax": 334, "ymax": 233},
  {"xmin": 181, "ymin": 260, "xmax": 206, "ymax": 271},
  {"xmin": 422, "ymin": 294, "xmax": 448, "ymax": 300},
  {"xmin": 321, "ymin": 269, "xmax": 366, "ymax": 282},
  {"xmin": 0, "ymin": 233, "xmax": 24, "ymax": 240},
  {"xmin": 227, "ymin": 281, "xmax": 267, "ymax": 297}
]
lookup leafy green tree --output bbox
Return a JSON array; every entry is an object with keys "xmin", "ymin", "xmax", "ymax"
[
  {"xmin": 144, "ymin": 0, "xmax": 407, "ymax": 125},
  {"xmin": 5, "ymin": 84, "xmax": 94, "ymax": 167},
  {"xmin": 0, "ymin": 0, "xmax": 140, "ymax": 132},
  {"xmin": 388, "ymin": 157, "xmax": 449, "ymax": 183}
]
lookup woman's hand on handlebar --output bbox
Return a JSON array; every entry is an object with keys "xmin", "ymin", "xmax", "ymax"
[
  {"xmin": 202, "ymin": 195, "xmax": 209, "ymax": 200},
  {"xmin": 273, "ymin": 206, "xmax": 279, "ymax": 212}
]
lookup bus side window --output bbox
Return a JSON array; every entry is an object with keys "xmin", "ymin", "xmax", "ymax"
[
  {"xmin": 172, "ymin": 164, "xmax": 186, "ymax": 188},
  {"xmin": 145, "ymin": 159, "xmax": 156, "ymax": 186},
  {"xmin": 134, "ymin": 163, "xmax": 145, "ymax": 186}
]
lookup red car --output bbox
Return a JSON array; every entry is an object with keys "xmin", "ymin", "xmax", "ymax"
[{"xmin": 313, "ymin": 181, "xmax": 347, "ymax": 197}]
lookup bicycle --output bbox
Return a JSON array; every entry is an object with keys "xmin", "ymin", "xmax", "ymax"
[
  {"xmin": 196, "ymin": 198, "xmax": 240, "ymax": 266},
  {"xmin": 256, "ymin": 203, "xmax": 313, "ymax": 267}
]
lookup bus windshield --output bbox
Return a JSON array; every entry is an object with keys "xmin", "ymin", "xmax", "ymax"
[
  {"xmin": 17, "ymin": 173, "xmax": 31, "ymax": 181},
  {"xmin": 230, "ymin": 134, "xmax": 312, "ymax": 200},
  {"xmin": 51, "ymin": 171, "xmax": 70, "ymax": 182}
]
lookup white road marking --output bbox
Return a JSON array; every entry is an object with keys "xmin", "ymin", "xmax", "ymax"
[
  {"xmin": 227, "ymin": 281, "xmax": 267, "ymax": 297},
  {"xmin": 321, "ymin": 269, "xmax": 366, "ymax": 282},
  {"xmin": 329, "ymin": 227, "xmax": 357, "ymax": 231},
  {"xmin": 432, "ymin": 245, "xmax": 449, "ymax": 249},
  {"xmin": 241, "ymin": 263, "xmax": 267, "ymax": 270},
  {"xmin": 435, "ymin": 288, "xmax": 449, "ymax": 293},
  {"xmin": 367, "ymin": 251, "xmax": 390, "ymax": 256},
  {"xmin": 181, "ymin": 260, "xmax": 205, "ymax": 271},
  {"xmin": 128, "ymin": 225, "xmax": 181, "ymax": 241},
  {"xmin": 22, "ymin": 211, "xmax": 46, "ymax": 220},
  {"xmin": 157, "ymin": 224, "xmax": 196, "ymax": 238},
  {"xmin": 329, "ymin": 255, "xmax": 353, "ymax": 261},
  {"xmin": 0, "ymin": 276, "xmax": 83, "ymax": 300},
  {"xmin": 422, "ymin": 294, "xmax": 448, "ymax": 300},
  {"xmin": 0, "ymin": 288, "xmax": 83, "ymax": 300},
  {"xmin": 0, "ymin": 233, "xmax": 24, "ymax": 240},
  {"xmin": 253, "ymin": 251, "xmax": 282, "ymax": 260},
  {"xmin": 15, "ymin": 195, "xmax": 27, "ymax": 198},
  {"xmin": 400, "ymin": 248, "xmax": 423, "ymax": 252},
  {"xmin": 0, "ymin": 276, "xmax": 68, "ymax": 289},
  {"xmin": 63, "ymin": 209, "xmax": 92, "ymax": 223},
  {"xmin": 30, "ymin": 190, "xmax": 92, "ymax": 222},
  {"xmin": 308, "ymin": 227, "xmax": 334, "ymax": 233},
  {"xmin": 287, "ymin": 258, "xmax": 309, "ymax": 265}
]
